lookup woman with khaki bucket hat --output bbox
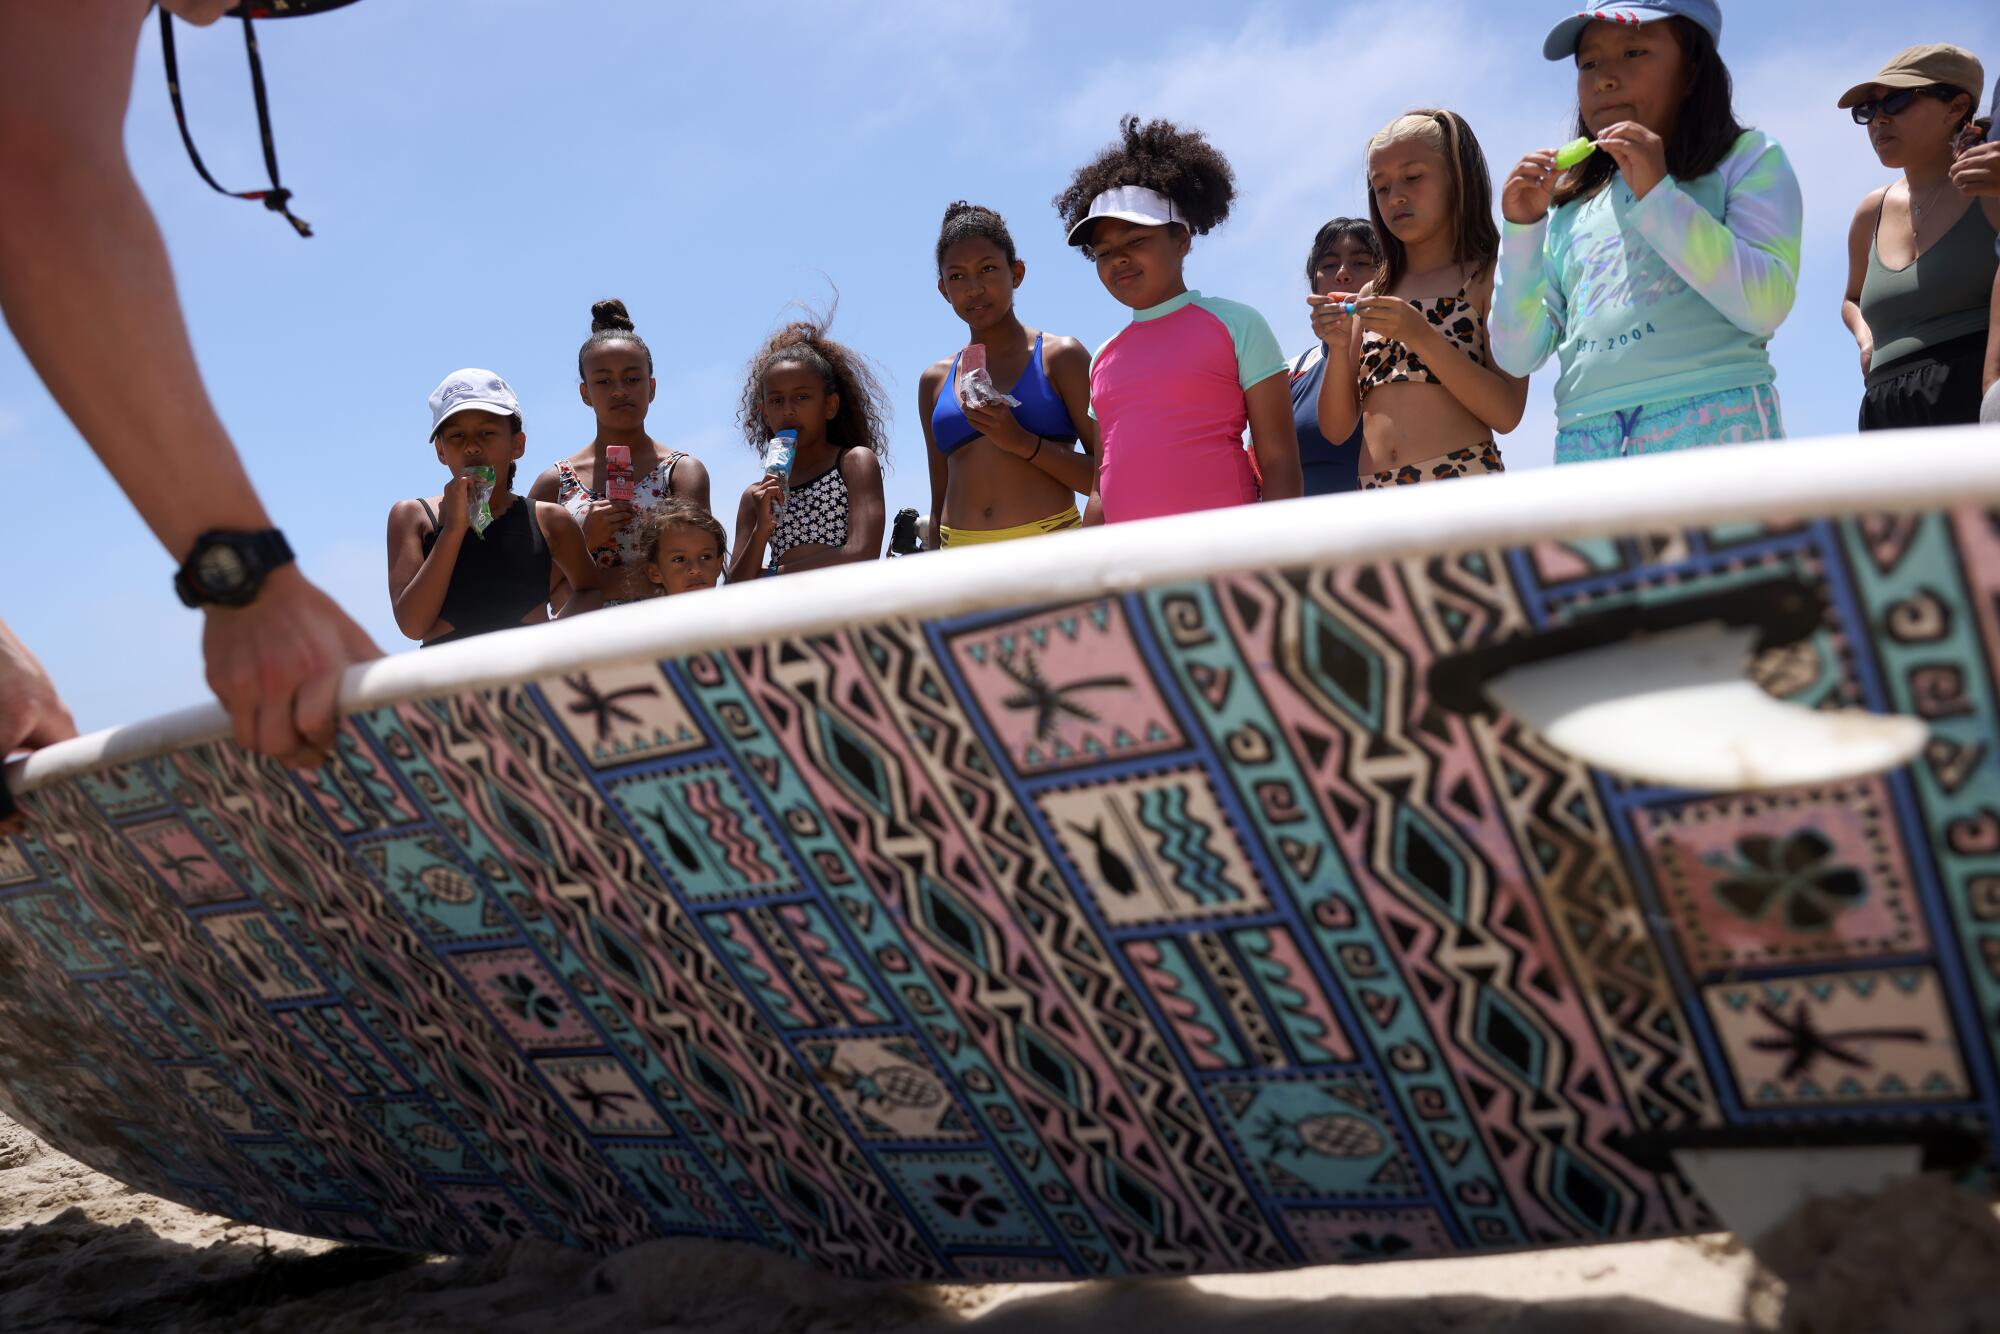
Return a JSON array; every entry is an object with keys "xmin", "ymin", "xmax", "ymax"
[{"xmin": 1839, "ymin": 43, "xmax": 1997, "ymax": 431}]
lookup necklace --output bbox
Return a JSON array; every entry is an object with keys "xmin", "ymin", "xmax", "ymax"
[{"xmin": 1908, "ymin": 175, "xmax": 1949, "ymax": 226}]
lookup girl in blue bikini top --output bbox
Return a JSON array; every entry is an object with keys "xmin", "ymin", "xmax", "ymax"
[{"xmin": 917, "ymin": 202, "xmax": 1100, "ymax": 547}]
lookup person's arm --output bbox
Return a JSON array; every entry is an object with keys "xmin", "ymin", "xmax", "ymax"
[
  {"xmin": 0, "ymin": 1, "xmax": 377, "ymax": 766},
  {"xmin": 1614, "ymin": 130, "xmax": 1803, "ymax": 338},
  {"xmin": 527, "ymin": 464, "xmax": 577, "ymax": 615},
  {"xmin": 670, "ymin": 454, "xmax": 712, "ymax": 514},
  {"xmin": 1985, "ymin": 268, "xmax": 2000, "ymax": 398},
  {"xmin": 1492, "ymin": 149, "xmax": 1565, "ymax": 378},
  {"xmin": 1841, "ymin": 190, "xmax": 1884, "ymax": 380},
  {"xmin": 918, "ymin": 362, "xmax": 949, "ymax": 542},
  {"xmin": 386, "ymin": 485, "xmax": 468, "ymax": 643},
  {"xmin": 540, "ymin": 503, "xmax": 604, "ymax": 618},
  {"xmin": 0, "ymin": 617, "xmax": 78, "ymax": 757},
  {"xmin": 776, "ymin": 450, "xmax": 887, "ymax": 571},
  {"xmin": 1024, "ymin": 336, "xmax": 1100, "ymax": 498},
  {"xmin": 1244, "ymin": 375, "xmax": 1301, "ymax": 503},
  {"xmin": 1310, "ymin": 291, "xmax": 1364, "ymax": 443},
  {"xmin": 727, "ymin": 480, "xmax": 780, "ymax": 583}
]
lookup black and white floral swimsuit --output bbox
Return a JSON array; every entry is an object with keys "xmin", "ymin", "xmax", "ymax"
[{"xmin": 768, "ymin": 456, "xmax": 849, "ymax": 572}]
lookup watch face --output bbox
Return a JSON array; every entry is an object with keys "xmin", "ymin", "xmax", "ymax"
[{"xmin": 197, "ymin": 543, "xmax": 250, "ymax": 595}]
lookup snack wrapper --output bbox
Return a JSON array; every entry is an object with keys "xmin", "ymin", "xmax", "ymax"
[
  {"xmin": 605, "ymin": 444, "xmax": 635, "ymax": 501},
  {"xmin": 956, "ymin": 344, "xmax": 1021, "ymax": 411},
  {"xmin": 464, "ymin": 465, "xmax": 497, "ymax": 537}
]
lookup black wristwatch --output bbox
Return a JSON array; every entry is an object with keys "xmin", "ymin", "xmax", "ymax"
[{"xmin": 174, "ymin": 529, "xmax": 295, "ymax": 609}]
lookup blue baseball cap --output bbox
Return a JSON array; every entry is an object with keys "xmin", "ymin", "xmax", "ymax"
[{"xmin": 1543, "ymin": 2, "xmax": 1723, "ymax": 61}]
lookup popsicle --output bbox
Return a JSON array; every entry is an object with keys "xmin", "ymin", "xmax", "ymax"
[
  {"xmin": 605, "ymin": 444, "xmax": 635, "ymax": 501},
  {"xmin": 1555, "ymin": 136, "xmax": 1598, "ymax": 170}
]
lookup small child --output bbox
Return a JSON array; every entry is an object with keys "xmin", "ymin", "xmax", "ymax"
[
  {"xmin": 1311, "ymin": 111, "xmax": 1524, "ymax": 487},
  {"xmin": 1492, "ymin": 1, "xmax": 1802, "ymax": 463},
  {"xmin": 387, "ymin": 370, "xmax": 602, "ymax": 647},
  {"xmin": 730, "ymin": 313, "xmax": 890, "ymax": 581},
  {"xmin": 1053, "ymin": 116, "xmax": 1301, "ymax": 522},
  {"xmin": 641, "ymin": 499, "xmax": 727, "ymax": 596}
]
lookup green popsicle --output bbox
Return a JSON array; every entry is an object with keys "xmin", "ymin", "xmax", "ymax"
[{"xmin": 1555, "ymin": 136, "xmax": 1597, "ymax": 170}]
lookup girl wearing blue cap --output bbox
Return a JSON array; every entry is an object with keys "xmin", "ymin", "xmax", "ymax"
[{"xmin": 1492, "ymin": 3, "xmax": 1804, "ymax": 463}]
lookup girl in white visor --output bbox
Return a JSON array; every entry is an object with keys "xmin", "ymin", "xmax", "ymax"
[{"xmin": 1054, "ymin": 117, "xmax": 1302, "ymax": 524}]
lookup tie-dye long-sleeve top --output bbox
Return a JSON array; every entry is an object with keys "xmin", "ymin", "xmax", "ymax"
[{"xmin": 1491, "ymin": 129, "xmax": 1803, "ymax": 427}]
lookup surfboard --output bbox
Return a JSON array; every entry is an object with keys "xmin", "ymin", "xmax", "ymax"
[{"xmin": 4, "ymin": 428, "xmax": 1998, "ymax": 1281}]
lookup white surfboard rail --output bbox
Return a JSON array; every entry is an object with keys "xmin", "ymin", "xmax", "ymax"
[{"xmin": 9, "ymin": 425, "xmax": 2000, "ymax": 794}]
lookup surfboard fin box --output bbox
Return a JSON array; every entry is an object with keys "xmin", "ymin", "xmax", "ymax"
[{"xmin": 1428, "ymin": 579, "xmax": 1928, "ymax": 792}]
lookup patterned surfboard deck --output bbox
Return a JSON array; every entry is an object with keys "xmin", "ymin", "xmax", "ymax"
[{"xmin": 4, "ymin": 446, "xmax": 1999, "ymax": 1281}]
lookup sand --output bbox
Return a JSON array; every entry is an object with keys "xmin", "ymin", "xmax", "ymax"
[{"xmin": 0, "ymin": 1111, "xmax": 1782, "ymax": 1334}]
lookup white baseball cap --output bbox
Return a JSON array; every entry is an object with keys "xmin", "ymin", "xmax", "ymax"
[
  {"xmin": 427, "ymin": 368, "xmax": 521, "ymax": 439},
  {"xmin": 1066, "ymin": 185, "xmax": 1184, "ymax": 247}
]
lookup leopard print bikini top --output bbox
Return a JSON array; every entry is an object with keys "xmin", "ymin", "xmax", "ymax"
[{"xmin": 1356, "ymin": 285, "xmax": 1487, "ymax": 398}]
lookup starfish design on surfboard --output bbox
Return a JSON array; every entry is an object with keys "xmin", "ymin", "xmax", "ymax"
[
  {"xmin": 562, "ymin": 673, "xmax": 659, "ymax": 742},
  {"xmin": 561, "ymin": 1070, "xmax": 639, "ymax": 1121},
  {"xmin": 994, "ymin": 650, "xmax": 1130, "ymax": 741},
  {"xmin": 1748, "ymin": 1000, "xmax": 1927, "ymax": 1081},
  {"xmin": 153, "ymin": 850, "xmax": 210, "ymax": 889}
]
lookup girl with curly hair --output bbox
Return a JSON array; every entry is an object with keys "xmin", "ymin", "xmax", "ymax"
[
  {"xmin": 729, "ymin": 310, "xmax": 890, "ymax": 581},
  {"xmin": 1054, "ymin": 116, "xmax": 1300, "ymax": 523},
  {"xmin": 1310, "ymin": 110, "xmax": 1525, "ymax": 488},
  {"xmin": 919, "ymin": 202, "xmax": 1098, "ymax": 546}
]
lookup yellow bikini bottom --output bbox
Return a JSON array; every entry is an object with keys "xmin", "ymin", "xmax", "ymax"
[{"xmin": 938, "ymin": 508, "xmax": 1082, "ymax": 547}]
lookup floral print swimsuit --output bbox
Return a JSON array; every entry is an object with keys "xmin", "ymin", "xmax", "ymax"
[{"xmin": 554, "ymin": 451, "xmax": 684, "ymax": 603}]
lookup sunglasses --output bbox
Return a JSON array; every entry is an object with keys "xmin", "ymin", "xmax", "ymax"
[{"xmin": 1851, "ymin": 85, "xmax": 1958, "ymax": 125}]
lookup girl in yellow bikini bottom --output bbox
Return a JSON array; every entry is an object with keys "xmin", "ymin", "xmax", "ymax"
[
  {"xmin": 1360, "ymin": 442, "xmax": 1503, "ymax": 490},
  {"xmin": 938, "ymin": 508, "xmax": 1083, "ymax": 547}
]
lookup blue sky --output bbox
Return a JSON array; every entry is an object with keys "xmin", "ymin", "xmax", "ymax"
[{"xmin": 3, "ymin": 0, "xmax": 1995, "ymax": 732}]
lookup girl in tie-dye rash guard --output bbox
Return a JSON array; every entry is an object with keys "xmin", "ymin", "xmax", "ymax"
[{"xmin": 1492, "ymin": 11, "xmax": 1803, "ymax": 464}]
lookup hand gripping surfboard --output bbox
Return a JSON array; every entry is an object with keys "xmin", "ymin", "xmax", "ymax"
[{"xmin": 3, "ymin": 427, "xmax": 1997, "ymax": 1279}]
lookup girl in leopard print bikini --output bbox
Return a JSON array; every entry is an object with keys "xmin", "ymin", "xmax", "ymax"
[
  {"xmin": 528, "ymin": 299, "xmax": 713, "ymax": 607},
  {"xmin": 1310, "ymin": 110, "xmax": 1527, "ymax": 488}
]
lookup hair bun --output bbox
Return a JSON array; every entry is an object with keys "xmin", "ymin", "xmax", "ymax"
[{"xmin": 590, "ymin": 298, "xmax": 635, "ymax": 333}]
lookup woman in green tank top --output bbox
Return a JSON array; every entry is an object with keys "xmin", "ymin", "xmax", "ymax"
[{"xmin": 1839, "ymin": 44, "xmax": 1999, "ymax": 430}]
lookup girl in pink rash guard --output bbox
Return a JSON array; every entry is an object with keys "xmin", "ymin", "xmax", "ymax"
[{"xmin": 1054, "ymin": 117, "xmax": 1302, "ymax": 524}]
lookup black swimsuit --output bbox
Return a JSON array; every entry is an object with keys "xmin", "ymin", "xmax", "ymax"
[{"xmin": 417, "ymin": 497, "xmax": 552, "ymax": 647}]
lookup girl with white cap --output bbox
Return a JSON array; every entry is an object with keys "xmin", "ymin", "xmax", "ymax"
[
  {"xmin": 387, "ymin": 370, "xmax": 603, "ymax": 648},
  {"xmin": 1492, "ymin": 2, "xmax": 1804, "ymax": 464},
  {"xmin": 1839, "ymin": 44, "xmax": 1996, "ymax": 431},
  {"xmin": 1053, "ymin": 116, "xmax": 1301, "ymax": 523}
]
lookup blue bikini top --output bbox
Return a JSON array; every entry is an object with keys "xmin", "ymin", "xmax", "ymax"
[{"xmin": 930, "ymin": 333, "xmax": 1078, "ymax": 455}]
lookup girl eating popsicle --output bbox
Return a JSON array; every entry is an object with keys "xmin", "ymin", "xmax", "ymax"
[{"xmin": 1492, "ymin": 0, "xmax": 1802, "ymax": 464}]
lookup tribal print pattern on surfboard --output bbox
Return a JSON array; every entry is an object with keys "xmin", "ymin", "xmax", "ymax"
[{"xmin": 3, "ymin": 437, "xmax": 1998, "ymax": 1280}]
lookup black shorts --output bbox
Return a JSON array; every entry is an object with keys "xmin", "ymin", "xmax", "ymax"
[{"xmin": 1859, "ymin": 331, "xmax": 1992, "ymax": 431}]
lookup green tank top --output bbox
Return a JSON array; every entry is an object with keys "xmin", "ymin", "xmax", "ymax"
[{"xmin": 1860, "ymin": 197, "xmax": 1998, "ymax": 368}]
